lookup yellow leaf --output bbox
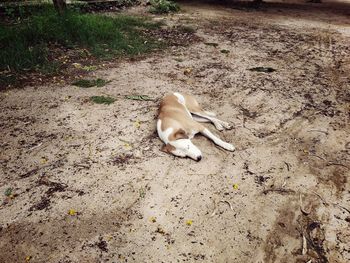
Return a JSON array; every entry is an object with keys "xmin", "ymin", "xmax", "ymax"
[
  {"xmin": 72, "ymin": 63, "xmax": 82, "ymax": 68},
  {"xmin": 68, "ymin": 209, "xmax": 76, "ymax": 216},
  {"xmin": 184, "ymin": 68, "xmax": 192, "ymax": 75},
  {"xmin": 40, "ymin": 157, "xmax": 48, "ymax": 164},
  {"xmin": 134, "ymin": 120, "xmax": 141, "ymax": 129},
  {"xmin": 186, "ymin": 220, "xmax": 193, "ymax": 226},
  {"xmin": 233, "ymin": 183, "xmax": 239, "ymax": 190},
  {"xmin": 150, "ymin": 216, "xmax": 157, "ymax": 223},
  {"xmin": 124, "ymin": 143, "xmax": 131, "ymax": 149},
  {"xmin": 25, "ymin": 256, "xmax": 32, "ymax": 262}
]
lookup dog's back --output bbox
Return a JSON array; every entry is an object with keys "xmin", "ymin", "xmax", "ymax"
[{"xmin": 157, "ymin": 92, "xmax": 235, "ymax": 160}]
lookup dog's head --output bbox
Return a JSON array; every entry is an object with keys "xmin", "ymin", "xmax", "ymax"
[{"xmin": 162, "ymin": 129, "xmax": 202, "ymax": 161}]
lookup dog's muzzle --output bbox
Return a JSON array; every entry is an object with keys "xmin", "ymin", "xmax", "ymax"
[{"xmin": 196, "ymin": 156, "xmax": 202, "ymax": 162}]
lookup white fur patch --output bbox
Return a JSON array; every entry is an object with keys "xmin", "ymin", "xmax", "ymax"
[
  {"xmin": 173, "ymin": 92, "xmax": 185, "ymax": 105},
  {"xmin": 173, "ymin": 92, "xmax": 192, "ymax": 118},
  {"xmin": 170, "ymin": 138, "xmax": 202, "ymax": 159},
  {"xmin": 157, "ymin": 119, "xmax": 173, "ymax": 144}
]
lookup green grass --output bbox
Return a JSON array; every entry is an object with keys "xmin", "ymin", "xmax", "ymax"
[
  {"xmin": 73, "ymin": 78, "xmax": 110, "ymax": 88},
  {"xmin": 0, "ymin": 6, "xmax": 162, "ymax": 73},
  {"xmin": 149, "ymin": 0, "xmax": 180, "ymax": 14},
  {"xmin": 90, "ymin": 95, "xmax": 116, "ymax": 105},
  {"xmin": 0, "ymin": 74, "xmax": 18, "ymax": 88},
  {"xmin": 177, "ymin": 25, "xmax": 196, "ymax": 33},
  {"xmin": 204, "ymin": 42, "xmax": 219, "ymax": 48}
]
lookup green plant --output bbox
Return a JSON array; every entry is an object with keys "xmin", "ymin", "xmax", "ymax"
[
  {"xmin": 90, "ymin": 96, "xmax": 116, "ymax": 104},
  {"xmin": 0, "ymin": 7, "xmax": 162, "ymax": 73},
  {"xmin": 149, "ymin": 0, "xmax": 180, "ymax": 14},
  {"xmin": 4, "ymin": 188, "xmax": 13, "ymax": 197},
  {"xmin": 178, "ymin": 25, "xmax": 196, "ymax": 33},
  {"xmin": 73, "ymin": 78, "xmax": 110, "ymax": 88},
  {"xmin": 0, "ymin": 74, "xmax": 18, "ymax": 89}
]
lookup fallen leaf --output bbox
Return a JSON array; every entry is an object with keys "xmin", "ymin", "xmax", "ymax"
[
  {"xmin": 150, "ymin": 217, "xmax": 157, "ymax": 223},
  {"xmin": 134, "ymin": 120, "xmax": 141, "ymax": 129},
  {"xmin": 124, "ymin": 143, "xmax": 131, "ymax": 149},
  {"xmin": 72, "ymin": 63, "xmax": 82, "ymax": 68},
  {"xmin": 25, "ymin": 256, "xmax": 32, "ymax": 262},
  {"xmin": 186, "ymin": 219, "xmax": 193, "ymax": 226},
  {"xmin": 40, "ymin": 157, "xmax": 48, "ymax": 164},
  {"xmin": 233, "ymin": 183, "xmax": 239, "ymax": 190},
  {"xmin": 68, "ymin": 209, "xmax": 77, "ymax": 216},
  {"xmin": 184, "ymin": 68, "xmax": 192, "ymax": 75},
  {"xmin": 119, "ymin": 139, "xmax": 133, "ymax": 149}
]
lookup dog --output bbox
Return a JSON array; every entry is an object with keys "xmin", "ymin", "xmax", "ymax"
[{"xmin": 157, "ymin": 92, "xmax": 235, "ymax": 161}]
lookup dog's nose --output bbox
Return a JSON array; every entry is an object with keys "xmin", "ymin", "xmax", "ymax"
[{"xmin": 196, "ymin": 156, "xmax": 202, "ymax": 162}]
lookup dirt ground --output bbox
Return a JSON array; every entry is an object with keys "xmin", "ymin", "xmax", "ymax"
[{"xmin": 1, "ymin": 1, "xmax": 350, "ymax": 262}]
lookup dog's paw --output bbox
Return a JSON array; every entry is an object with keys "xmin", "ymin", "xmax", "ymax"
[
  {"xmin": 220, "ymin": 121, "xmax": 233, "ymax": 130},
  {"xmin": 214, "ymin": 122, "xmax": 224, "ymax": 131},
  {"xmin": 222, "ymin": 143, "xmax": 235, "ymax": 152}
]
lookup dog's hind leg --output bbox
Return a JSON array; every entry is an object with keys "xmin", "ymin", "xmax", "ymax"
[
  {"xmin": 181, "ymin": 93, "xmax": 231, "ymax": 131},
  {"xmin": 192, "ymin": 115, "xmax": 211, "ymax": 123},
  {"xmin": 192, "ymin": 112, "xmax": 232, "ymax": 131},
  {"xmin": 200, "ymin": 128, "xmax": 235, "ymax": 151}
]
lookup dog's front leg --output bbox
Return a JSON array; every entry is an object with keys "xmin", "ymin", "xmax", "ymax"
[{"xmin": 200, "ymin": 128, "xmax": 235, "ymax": 151}]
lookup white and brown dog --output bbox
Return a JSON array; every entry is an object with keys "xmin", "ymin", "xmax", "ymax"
[{"xmin": 157, "ymin": 92, "xmax": 235, "ymax": 161}]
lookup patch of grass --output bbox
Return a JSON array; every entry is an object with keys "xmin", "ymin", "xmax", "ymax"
[
  {"xmin": 204, "ymin": 42, "xmax": 219, "ymax": 48},
  {"xmin": 0, "ymin": 6, "xmax": 162, "ymax": 73},
  {"xmin": 4, "ymin": 187, "xmax": 13, "ymax": 197},
  {"xmin": 0, "ymin": 74, "xmax": 18, "ymax": 89},
  {"xmin": 73, "ymin": 78, "xmax": 110, "ymax": 88},
  {"xmin": 149, "ymin": 0, "xmax": 180, "ymax": 14},
  {"xmin": 90, "ymin": 95, "xmax": 116, "ymax": 105},
  {"xmin": 177, "ymin": 25, "xmax": 196, "ymax": 33}
]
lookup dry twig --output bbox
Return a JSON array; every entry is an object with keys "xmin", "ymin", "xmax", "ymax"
[{"xmin": 262, "ymin": 188, "xmax": 295, "ymax": 195}]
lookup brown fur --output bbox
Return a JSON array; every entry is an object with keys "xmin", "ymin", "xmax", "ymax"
[
  {"xmin": 158, "ymin": 94, "xmax": 204, "ymax": 141},
  {"xmin": 161, "ymin": 143, "xmax": 176, "ymax": 153}
]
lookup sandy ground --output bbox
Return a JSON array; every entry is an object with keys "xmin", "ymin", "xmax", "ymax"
[{"xmin": 1, "ymin": 1, "xmax": 350, "ymax": 262}]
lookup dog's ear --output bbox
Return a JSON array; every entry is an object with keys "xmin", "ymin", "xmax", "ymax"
[
  {"xmin": 173, "ymin": 129, "xmax": 189, "ymax": 140},
  {"xmin": 161, "ymin": 143, "xmax": 175, "ymax": 153}
]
